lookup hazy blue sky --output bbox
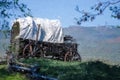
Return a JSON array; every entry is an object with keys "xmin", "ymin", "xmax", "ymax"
[{"xmin": 22, "ymin": 0, "xmax": 120, "ymax": 27}]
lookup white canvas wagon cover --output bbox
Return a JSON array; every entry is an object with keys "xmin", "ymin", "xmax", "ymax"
[{"xmin": 13, "ymin": 17, "xmax": 63, "ymax": 43}]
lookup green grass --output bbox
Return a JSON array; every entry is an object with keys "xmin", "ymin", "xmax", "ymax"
[
  {"xmin": 0, "ymin": 58, "xmax": 120, "ymax": 80},
  {"xmin": 0, "ymin": 64, "xmax": 28, "ymax": 80}
]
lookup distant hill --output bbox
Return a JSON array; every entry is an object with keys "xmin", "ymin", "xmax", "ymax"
[
  {"xmin": 63, "ymin": 26, "xmax": 120, "ymax": 64},
  {"xmin": 0, "ymin": 27, "xmax": 120, "ymax": 64}
]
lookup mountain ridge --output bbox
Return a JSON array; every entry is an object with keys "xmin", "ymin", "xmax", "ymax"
[
  {"xmin": 0, "ymin": 26, "xmax": 120, "ymax": 64},
  {"xmin": 63, "ymin": 26, "xmax": 120, "ymax": 64}
]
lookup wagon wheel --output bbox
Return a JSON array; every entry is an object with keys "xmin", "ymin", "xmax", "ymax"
[
  {"xmin": 64, "ymin": 51, "xmax": 73, "ymax": 61},
  {"xmin": 23, "ymin": 44, "xmax": 33, "ymax": 58},
  {"xmin": 72, "ymin": 52, "xmax": 81, "ymax": 61},
  {"xmin": 23, "ymin": 44, "xmax": 44, "ymax": 58},
  {"xmin": 33, "ymin": 45, "xmax": 44, "ymax": 57}
]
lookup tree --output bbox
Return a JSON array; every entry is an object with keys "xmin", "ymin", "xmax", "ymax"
[
  {"xmin": 0, "ymin": 0, "xmax": 31, "ymax": 30},
  {"xmin": 75, "ymin": 0, "xmax": 120, "ymax": 25}
]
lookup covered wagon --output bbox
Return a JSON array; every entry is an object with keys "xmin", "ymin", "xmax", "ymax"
[{"xmin": 10, "ymin": 17, "xmax": 81, "ymax": 61}]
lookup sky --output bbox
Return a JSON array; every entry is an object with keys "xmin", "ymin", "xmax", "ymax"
[{"xmin": 22, "ymin": 0, "xmax": 120, "ymax": 27}]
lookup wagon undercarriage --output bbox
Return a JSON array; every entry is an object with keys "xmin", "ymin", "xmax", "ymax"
[{"xmin": 16, "ymin": 38, "xmax": 81, "ymax": 61}]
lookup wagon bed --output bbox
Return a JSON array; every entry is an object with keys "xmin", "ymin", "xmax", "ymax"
[{"xmin": 16, "ymin": 38, "xmax": 81, "ymax": 61}]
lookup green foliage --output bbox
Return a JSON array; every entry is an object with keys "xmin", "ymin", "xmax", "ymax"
[
  {"xmin": 0, "ymin": 65, "xmax": 28, "ymax": 80},
  {"xmin": 110, "ymin": 6, "xmax": 120, "ymax": 19},
  {"xmin": 0, "ymin": 0, "xmax": 31, "ymax": 30},
  {"xmin": 76, "ymin": 0, "xmax": 120, "ymax": 25},
  {"xmin": 0, "ymin": 58, "xmax": 120, "ymax": 80},
  {"xmin": 21, "ymin": 58, "xmax": 120, "ymax": 80}
]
